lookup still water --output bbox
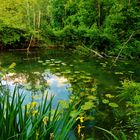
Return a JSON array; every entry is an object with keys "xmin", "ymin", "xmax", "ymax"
[{"xmin": 0, "ymin": 49, "xmax": 140, "ymax": 107}]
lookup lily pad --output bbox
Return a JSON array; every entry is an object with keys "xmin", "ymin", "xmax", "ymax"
[
  {"xmin": 128, "ymin": 71, "xmax": 134, "ymax": 74},
  {"xmin": 115, "ymin": 72, "xmax": 123, "ymax": 75},
  {"xmin": 55, "ymin": 73, "xmax": 61, "ymax": 76},
  {"xmin": 55, "ymin": 67, "xmax": 61, "ymax": 70},
  {"xmin": 81, "ymin": 102, "xmax": 95, "ymax": 110},
  {"xmin": 109, "ymin": 102, "xmax": 119, "ymax": 108},
  {"xmin": 91, "ymin": 88, "xmax": 96, "ymax": 92},
  {"xmin": 49, "ymin": 64, "xmax": 55, "ymax": 66},
  {"xmin": 42, "ymin": 63, "xmax": 46, "ymax": 66},
  {"xmin": 61, "ymin": 63, "xmax": 67, "ymax": 66},
  {"xmin": 74, "ymin": 71, "xmax": 80, "ymax": 74},
  {"xmin": 105, "ymin": 94, "xmax": 114, "ymax": 98},
  {"xmin": 38, "ymin": 60, "xmax": 43, "ymax": 63},
  {"xmin": 87, "ymin": 95, "xmax": 97, "ymax": 100},
  {"xmin": 102, "ymin": 99, "xmax": 109, "ymax": 104}
]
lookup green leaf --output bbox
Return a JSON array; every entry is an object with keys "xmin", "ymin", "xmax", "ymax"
[
  {"xmin": 105, "ymin": 94, "xmax": 115, "ymax": 98},
  {"xmin": 109, "ymin": 102, "xmax": 119, "ymax": 108},
  {"xmin": 102, "ymin": 99, "xmax": 109, "ymax": 104},
  {"xmin": 81, "ymin": 102, "xmax": 95, "ymax": 110},
  {"xmin": 114, "ymin": 72, "xmax": 123, "ymax": 75}
]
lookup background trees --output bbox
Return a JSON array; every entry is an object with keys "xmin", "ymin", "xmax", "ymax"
[{"xmin": 0, "ymin": 0, "xmax": 140, "ymax": 58}]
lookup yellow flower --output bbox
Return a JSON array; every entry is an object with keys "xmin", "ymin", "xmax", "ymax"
[
  {"xmin": 30, "ymin": 102, "xmax": 38, "ymax": 108},
  {"xmin": 43, "ymin": 116, "xmax": 48, "ymax": 125},
  {"xmin": 76, "ymin": 117, "xmax": 84, "ymax": 123},
  {"xmin": 77, "ymin": 124, "xmax": 85, "ymax": 135},
  {"xmin": 27, "ymin": 102, "xmax": 38, "ymax": 109},
  {"xmin": 80, "ymin": 117, "xmax": 84, "ymax": 123},
  {"xmin": 32, "ymin": 110, "xmax": 38, "ymax": 116}
]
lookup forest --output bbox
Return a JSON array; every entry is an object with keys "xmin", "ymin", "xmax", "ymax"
[
  {"xmin": 0, "ymin": 0, "xmax": 140, "ymax": 57},
  {"xmin": 0, "ymin": 0, "xmax": 140, "ymax": 140}
]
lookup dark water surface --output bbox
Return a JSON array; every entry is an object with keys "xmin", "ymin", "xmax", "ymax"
[{"xmin": 0, "ymin": 49, "xmax": 140, "ymax": 106}]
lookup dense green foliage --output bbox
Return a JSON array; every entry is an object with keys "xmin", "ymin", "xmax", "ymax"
[
  {"xmin": 0, "ymin": 0, "xmax": 140, "ymax": 139},
  {"xmin": 0, "ymin": 0, "xmax": 140, "ymax": 57},
  {"xmin": 0, "ymin": 88, "xmax": 80, "ymax": 140}
]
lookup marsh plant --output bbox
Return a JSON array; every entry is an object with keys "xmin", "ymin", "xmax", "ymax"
[{"xmin": 0, "ymin": 84, "xmax": 80, "ymax": 140}]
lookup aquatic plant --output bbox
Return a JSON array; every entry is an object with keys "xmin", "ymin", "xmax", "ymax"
[{"xmin": 0, "ymin": 85, "xmax": 80, "ymax": 140}]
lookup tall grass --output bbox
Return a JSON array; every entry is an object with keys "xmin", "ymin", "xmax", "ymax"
[{"xmin": 0, "ymin": 86, "xmax": 79, "ymax": 140}]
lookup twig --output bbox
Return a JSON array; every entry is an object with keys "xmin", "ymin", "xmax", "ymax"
[
  {"xmin": 84, "ymin": 46, "xmax": 104, "ymax": 58},
  {"xmin": 27, "ymin": 35, "xmax": 33, "ymax": 53},
  {"xmin": 113, "ymin": 31, "xmax": 135, "ymax": 64}
]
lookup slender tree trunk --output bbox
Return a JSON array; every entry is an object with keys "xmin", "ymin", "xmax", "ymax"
[{"xmin": 97, "ymin": 0, "xmax": 101, "ymax": 27}]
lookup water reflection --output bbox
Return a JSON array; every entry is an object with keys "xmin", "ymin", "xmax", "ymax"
[{"xmin": 1, "ymin": 71, "xmax": 71, "ymax": 107}]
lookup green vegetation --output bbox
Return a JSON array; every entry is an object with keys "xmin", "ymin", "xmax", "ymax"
[
  {"xmin": 0, "ymin": 59, "xmax": 140, "ymax": 139},
  {"xmin": 0, "ymin": 88, "xmax": 80, "ymax": 140},
  {"xmin": 0, "ymin": 0, "xmax": 140, "ymax": 58},
  {"xmin": 0, "ymin": 0, "xmax": 140, "ymax": 139}
]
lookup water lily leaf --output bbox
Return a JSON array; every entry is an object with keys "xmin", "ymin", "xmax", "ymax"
[
  {"xmin": 55, "ymin": 68, "xmax": 61, "ymax": 70},
  {"xmin": 91, "ymin": 88, "xmax": 96, "ymax": 92},
  {"xmin": 45, "ymin": 60, "xmax": 50, "ymax": 62},
  {"xmin": 38, "ymin": 60, "xmax": 43, "ymax": 63},
  {"xmin": 80, "ymin": 75, "xmax": 86, "ymax": 79},
  {"xmin": 115, "ymin": 72, "xmax": 123, "ymax": 75},
  {"xmin": 102, "ymin": 99, "xmax": 109, "ymax": 104},
  {"xmin": 55, "ymin": 73, "xmax": 61, "ymax": 76},
  {"xmin": 61, "ymin": 63, "xmax": 67, "ymax": 66},
  {"xmin": 81, "ymin": 105, "xmax": 91, "ymax": 110},
  {"xmin": 49, "ymin": 64, "xmax": 55, "ymax": 66},
  {"xmin": 105, "ymin": 94, "xmax": 114, "ymax": 98},
  {"xmin": 69, "ymin": 77, "xmax": 74, "ymax": 80},
  {"xmin": 109, "ymin": 102, "xmax": 119, "ymax": 108},
  {"xmin": 45, "ymin": 61, "xmax": 50, "ymax": 64},
  {"xmin": 85, "ymin": 77, "xmax": 92, "ymax": 80},
  {"xmin": 87, "ymin": 95, "xmax": 96, "ymax": 100},
  {"xmin": 128, "ymin": 71, "xmax": 134, "ymax": 74},
  {"xmin": 83, "ymin": 80, "xmax": 90, "ymax": 83},
  {"xmin": 79, "ymin": 60, "xmax": 84, "ymax": 63},
  {"xmin": 50, "ymin": 59, "xmax": 55, "ymax": 61},
  {"xmin": 74, "ymin": 71, "xmax": 80, "ymax": 74},
  {"xmin": 42, "ymin": 63, "xmax": 46, "ymax": 66},
  {"xmin": 81, "ymin": 102, "xmax": 95, "ymax": 110},
  {"xmin": 85, "ymin": 73, "xmax": 91, "ymax": 76},
  {"xmin": 55, "ymin": 61, "xmax": 61, "ymax": 64},
  {"xmin": 65, "ymin": 70, "xmax": 71, "ymax": 74}
]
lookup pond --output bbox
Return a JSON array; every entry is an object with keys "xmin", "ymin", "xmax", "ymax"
[{"xmin": 0, "ymin": 49, "xmax": 140, "ymax": 107}]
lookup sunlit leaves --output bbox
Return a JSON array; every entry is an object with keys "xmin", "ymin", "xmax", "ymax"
[
  {"xmin": 102, "ymin": 99, "xmax": 109, "ymax": 104},
  {"xmin": 105, "ymin": 94, "xmax": 115, "ymax": 98},
  {"xmin": 115, "ymin": 72, "xmax": 123, "ymax": 75},
  {"xmin": 108, "ymin": 102, "xmax": 119, "ymax": 108},
  {"xmin": 102, "ymin": 94, "xmax": 119, "ymax": 108},
  {"xmin": 81, "ymin": 101, "xmax": 95, "ymax": 110},
  {"xmin": 8, "ymin": 62, "xmax": 16, "ymax": 69}
]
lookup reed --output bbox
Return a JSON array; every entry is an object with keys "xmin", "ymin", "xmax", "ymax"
[{"xmin": 0, "ymin": 86, "xmax": 79, "ymax": 140}]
